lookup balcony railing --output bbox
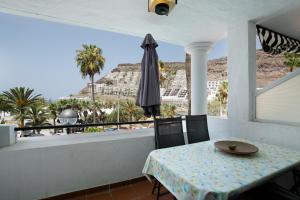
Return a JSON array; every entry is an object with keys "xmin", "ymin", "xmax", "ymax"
[{"xmin": 14, "ymin": 120, "xmax": 154, "ymax": 132}]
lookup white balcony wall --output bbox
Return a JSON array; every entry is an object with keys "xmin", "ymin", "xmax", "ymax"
[
  {"xmin": 0, "ymin": 118, "xmax": 229, "ymax": 200},
  {"xmin": 256, "ymin": 70, "xmax": 300, "ymax": 125},
  {"xmin": 0, "ymin": 130, "xmax": 155, "ymax": 200}
]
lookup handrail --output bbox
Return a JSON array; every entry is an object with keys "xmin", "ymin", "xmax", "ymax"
[{"xmin": 14, "ymin": 120, "xmax": 154, "ymax": 131}]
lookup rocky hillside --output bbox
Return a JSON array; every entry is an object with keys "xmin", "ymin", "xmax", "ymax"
[
  {"xmin": 256, "ymin": 50, "xmax": 287, "ymax": 87},
  {"xmin": 80, "ymin": 50, "xmax": 288, "ymax": 94}
]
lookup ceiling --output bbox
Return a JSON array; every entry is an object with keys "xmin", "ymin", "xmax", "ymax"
[
  {"xmin": 0, "ymin": 0, "xmax": 299, "ymax": 45},
  {"xmin": 258, "ymin": 6, "xmax": 300, "ymax": 40}
]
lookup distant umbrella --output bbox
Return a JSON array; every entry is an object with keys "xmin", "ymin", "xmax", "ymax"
[{"xmin": 136, "ymin": 33, "xmax": 161, "ymax": 118}]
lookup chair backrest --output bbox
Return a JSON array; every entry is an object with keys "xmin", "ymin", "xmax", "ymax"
[
  {"xmin": 185, "ymin": 115, "xmax": 210, "ymax": 144},
  {"xmin": 154, "ymin": 117, "xmax": 185, "ymax": 149}
]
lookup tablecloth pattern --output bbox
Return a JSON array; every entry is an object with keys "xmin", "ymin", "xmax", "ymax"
[{"xmin": 142, "ymin": 139, "xmax": 300, "ymax": 200}]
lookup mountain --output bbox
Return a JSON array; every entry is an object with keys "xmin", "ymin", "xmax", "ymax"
[{"xmin": 78, "ymin": 50, "xmax": 288, "ymax": 95}]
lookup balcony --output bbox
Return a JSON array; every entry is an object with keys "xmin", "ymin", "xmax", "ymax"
[{"xmin": 0, "ymin": 0, "xmax": 300, "ymax": 200}]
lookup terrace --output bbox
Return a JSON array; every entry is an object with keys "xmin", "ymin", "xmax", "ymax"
[{"xmin": 0, "ymin": 0, "xmax": 300, "ymax": 200}]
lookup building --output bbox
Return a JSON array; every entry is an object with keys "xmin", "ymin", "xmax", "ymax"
[{"xmin": 87, "ymin": 68, "xmax": 224, "ymax": 104}]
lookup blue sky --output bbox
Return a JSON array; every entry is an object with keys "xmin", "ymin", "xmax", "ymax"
[{"xmin": 0, "ymin": 12, "xmax": 229, "ymax": 100}]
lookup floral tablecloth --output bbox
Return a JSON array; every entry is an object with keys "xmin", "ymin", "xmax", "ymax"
[{"xmin": 142, "ymin": 139, "xmax": 300, "ymax": 200}]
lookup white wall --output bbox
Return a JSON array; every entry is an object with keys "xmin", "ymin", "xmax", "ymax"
[
  {"xmin": 0, "ymin": 130, "xmax": 155, "ymax": 200},
  {"xmin": 227, "ymin": 20, "xmax": 300, "ymax": 151},
  {"xmin": 0, "ymin": 121, "xmax": 229, "ymax": 200},
  {"xmin": 228, "ymin": 120, "xmax": 300, "ymax": 151},
  {"xmin": 226, "ymin": 20, "xmax": 300, "ymax": 189},
  {"xmin": 207, "ymin": 117, "xmax": 230, "ymax": 139}
]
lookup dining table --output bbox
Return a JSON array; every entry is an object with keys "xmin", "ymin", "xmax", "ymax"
[{"xmin": 142, "ymin": 139, "xmax": 300, "ymax": 200}]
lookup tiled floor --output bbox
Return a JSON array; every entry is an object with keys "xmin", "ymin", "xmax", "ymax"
[
  {"xmin": 44, "ymin": 179, "xmax": 174, "ymax": 200},
  {"xmin": 42, "ymin": 178, "xmax": 259, "ymax": 200}
]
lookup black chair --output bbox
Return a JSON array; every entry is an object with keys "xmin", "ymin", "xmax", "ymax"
[
  {"xmin": 154, "ymin": 117, "xmax": 185, "ymax": 149},
  {"xmin": 291, "ymin": 167, "xmax": 300, "ymax": 195},
  {"xmin": 152, "ymin": 117, "xmax": 184, "ymax": 200},
  {"xmin": 185, "ymin": 115, "xmax": 210, "ymax": 144}
]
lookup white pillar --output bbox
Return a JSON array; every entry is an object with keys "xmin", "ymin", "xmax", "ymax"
[
  {"xmin": 186, "ymin": 42, "xmax": 212, "ymax": 115},
  {"xmin": 228, "ymin": 21, "xmax": 256, "ymax": 121}
]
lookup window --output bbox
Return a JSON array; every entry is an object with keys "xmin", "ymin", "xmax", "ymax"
[{"xmin": 255, "ymin": 33, "xmax": 300, "ymax": 126}]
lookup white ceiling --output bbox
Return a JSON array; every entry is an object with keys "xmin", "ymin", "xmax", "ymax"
[
  {"xmin": 0, "ymin": 0, "xmax": 299, "ymax": 45},
  {"xmin": 259, "ymin": 6, "xmax": 300, "ymax": 40}
]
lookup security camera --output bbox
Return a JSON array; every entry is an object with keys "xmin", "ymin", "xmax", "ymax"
[{"xmin": 148, "ymin": 0, "xmax": 177, "ymax": 16}]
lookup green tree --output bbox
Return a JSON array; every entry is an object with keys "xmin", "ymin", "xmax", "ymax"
[
  {"xmin": 106, "ymin": 100, "xmax": 114, "ymax": 109},
  {"xmin": 216, "ymin": 81, "xmax": 228, "ymax": 116},
  {"xmin": 107, "ymin": 108, "xmax": 127, "ymax": 123},
  {"xmin": 208, "ymin": 100, "xmax": 221, "ymax": 116},
  {"xmin": 48, "ymin": 103, "xmax": 58, "ymax": 126},
  {"xmin": 105, "ymin": 101, "xmax": 143, "ymax": 128},
  {"xmin": 84, "ymin": 127, "xmax": 102, "ymax": 133},
  {"xmin": 122, "ymin": 100, "xmax": 139, "ymax": 122},
  {"xmin": 159, "ymin": 60, "xmax": 167, "ymax": 88},
  {"xmin": 216, "ymin": 81, "xmax": 228, "ymax": 105},
  {"xmin": 161, "ymin": 104, "xmax": 177, "ymax": 118},
  {"xmin": 284, "ymin": 53, "xmax": 300, "ymax": 72},
  {"xmin": 48, "ymin": 102, "xmax": 59, "ymax": 133},
  {"xmin": 0, "ymin": 94, "xmax": 12, "ymax": 124},
  {"xmin": 133, "ymin": 107, "xmax": 145, "ymax": 122},
  {"xmin": 27, "ymin": 104, "xmax": 49, "ymax": 134},
  {"xmin": 76, "ymin": 44, "xmax": 105, "ymax": 123},
  {"xmin": 56, "ymin": 99, "xmax": 82, "ymax": 115},
  {"xmin": 80, "ymin": 100, "xmax": 91, "ymax": 123},
  {"xmin": 2, "ymin": 87, "xmax": 41, "ymax": 127},
  {"xmin": 95, "ymin": 101, "xmax": 106, "ymax": 122}
]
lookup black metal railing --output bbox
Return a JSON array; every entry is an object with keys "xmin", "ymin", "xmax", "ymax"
[{"xmin": 14, "ymin": 120, "xmax": 154, "ymax": 131}]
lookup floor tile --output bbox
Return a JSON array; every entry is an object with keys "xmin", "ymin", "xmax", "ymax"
[
  {"xmin": 159, "ymin": 193, "xmax": 174, "ymax": 200},
  {"xmin": 86, "ymin": 190, "xmax": 112, "ymax": 200},
  {"xmin": 110, "ymin": 183, "xmax": 132, "ymax": 191},
  {"xmin": 45, "ymin": 192, "xmax": 86, "ymax": 200},
  {"xmin": 138, "ymin": 195, "xmax": 156, "ymax": 200},
  {"xmin": 132, "ymin": 180, "xmax": 153, "ymax": 197},
  {"xmin": 63, "ymin": 195, "xmax": 86, "ymax": 200},
  {"xmin": 111, "ymin": 185, "xmax": 138, "ymax": 200}
]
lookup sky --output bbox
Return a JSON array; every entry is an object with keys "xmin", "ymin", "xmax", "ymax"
[{"xmin": 0, "ymin": 12, "xmax": 229, "ymax": 100}]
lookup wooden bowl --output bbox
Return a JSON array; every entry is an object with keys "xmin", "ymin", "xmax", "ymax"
[{"xmin": 214, "ymin": 140, "xmax": 259, "ymax": 155}]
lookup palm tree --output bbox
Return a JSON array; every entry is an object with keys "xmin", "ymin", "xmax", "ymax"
[
  {"xmin": 0, "ymin": 94, "xmax": 12, "ymax": 123},
  {"xmin": 27, "ymin": 105, "xmax": 49, "ymax": 134},
  {"xmin": 122, "ymin": 100, "xmax": 139, "ymax": 129},
  {"xmin": 216, "ymin": 81, "xmax": 228, "ymax": 105},
  {"xmin": 2, "ymin": 87, "xmax": 41, "ymax": 128},
  {"xmin": 76, "ymin": 44, "xmax": 105, "ymax": 123},
  {"xmin": 133, "ymin": 107, "xmax": 144, "ymax": 122},
  {"xmin": 161, "ymin": 104, "xmax": 177, "ymax": 118},
  {"xmin": 159, "ymin": 60, "xmax": 167, "ymax": 88},
  {"xmin": 48, "ymin": 102, "xmax": 58, "ymax": 133},
  {"xmin": 106, "ymin": 100, "xmax": 114, "ymax": 109},
  {"xmin": 216, "ymin": 81, "xmax": 228, "ymax": 116},
  {"xmin": 107, "ymin": 108, "xmax": 127, "ymax": 123},
  {"xmin": 95, "ymin": 100, "xmax": 106, "ymax": 124},
  {"xmin": 122, "ymin": 101, "xmax": 138, "ymax": 122},
  {"xmin": 284, "ymin": 53, "xmax": 300, "ymax": 72},
  {"xmin": 80, "ymin": 100, "xmax": 91, "ymax": 123}
]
